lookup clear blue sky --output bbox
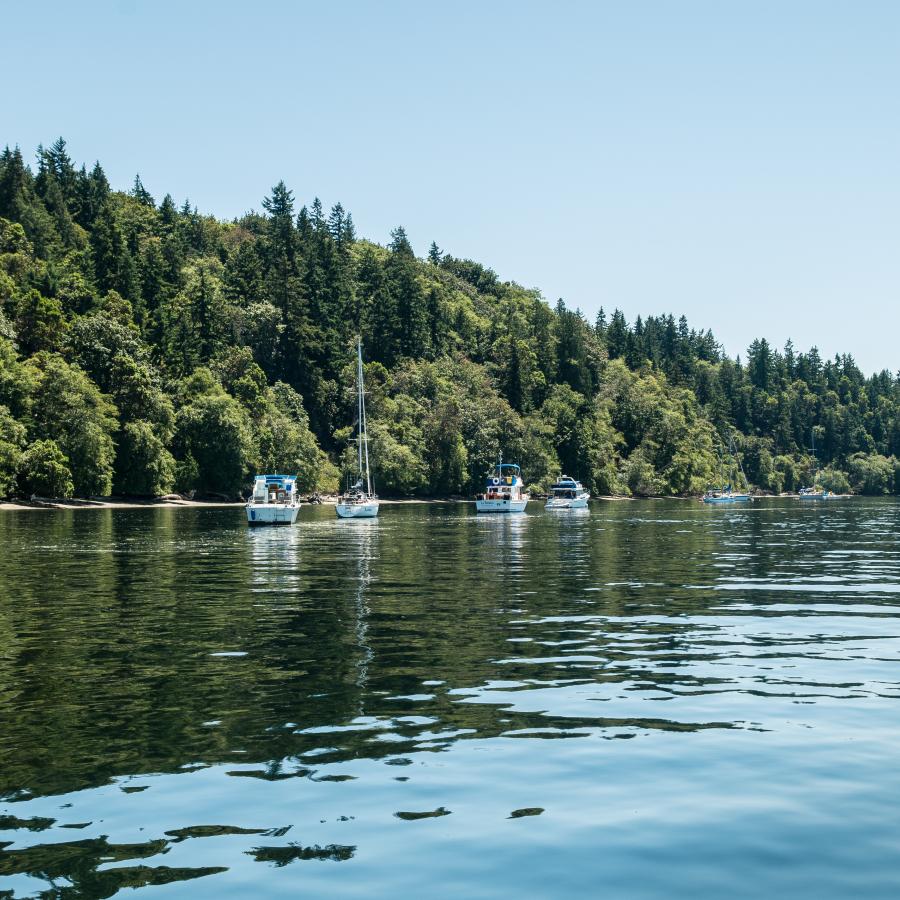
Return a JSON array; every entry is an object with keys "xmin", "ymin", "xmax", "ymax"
[{"xmin": 3, "ymin": 1, "xmax": 898, "ymax": 374}]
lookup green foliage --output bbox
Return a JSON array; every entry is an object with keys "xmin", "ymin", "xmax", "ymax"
[
  {"xmin": 214, "ymin": 346, "xmax": 268, "ymax": 409},
  {"xmin": 17, "ymin": 438, "xmax": 74, "ymax": 498},
  {"xmin": 257, "ymin": 381, "xmax": 325, "ymax": 492},
  {"xmin": 621, "ymin": 448, "xmax": 664, "ymax": 497},
  {"xmin": 26, "ymin": 353, "xmax": 117, "ymax": 496},
  {"xmin": 15, "ymin": 289, "xmax": 66, "ymax": 353},
  {"xmin": 173, "ymin": 387, "xmax": 255, "ymax": 496},
  {"xmin": 114, "ymin": 420, "xmax": 175, "ymax": 496},
  {"xmin": 0, "ymin": 335, "xmax": 33, "ymax": 417},
  {"xmin": 0, "ymin": 404, "xmax": 26, "ymax": 496},
  {"xmin": 65, "ymin": 310, "xmax": 145, "ymax": 391},
  {"xmin": 818, "ymin": 467, "xmax": 851, "ymax": 494},
  {"xmin": 846, "ymin": 453, "xmax": 896, "ymax": 495},
  {"xmin": 1, "ymin": 138, "xmax": 898, "ymax": 501}
]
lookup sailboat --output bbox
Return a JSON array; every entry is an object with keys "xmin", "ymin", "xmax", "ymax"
[
  {"xmin": 336, "ymin": 339, "xmax": 379, "ymax": 519},
  {"xmin": 798, "ymin": 430, "xmax": 832, "ymax": 500},
  {"xmin": 702, "ymin": 434, "xmax": 751, "ymax": 503}
]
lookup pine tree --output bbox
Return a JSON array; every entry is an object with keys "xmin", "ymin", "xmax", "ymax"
[
  {"xmin": 606, "ymin": 309, "xmax": 628, "ymax": 359},
  {"xmin": 131, "ymin": 174, "xmax": 155, "ymax": 207},
  {"xmin": 90, "ymin": 200, "xmax": 127, "ymax": 296},
  {"xmin": 387, "ymin": 226, "xmax": 427, "ymax": 358}
]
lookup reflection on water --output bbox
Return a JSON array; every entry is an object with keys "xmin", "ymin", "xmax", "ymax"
[{"xmin": 2, "ymin": 500, "xmax": 900, "ymax": 898}]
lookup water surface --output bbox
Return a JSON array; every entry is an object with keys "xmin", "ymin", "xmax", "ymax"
[{"xmin": 1, "ymin": 499, "xmax": 899, "ymax": 898}]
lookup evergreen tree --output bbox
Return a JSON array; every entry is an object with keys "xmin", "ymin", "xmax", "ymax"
[{"xmin": 131, "ymin": 173, "xmax": 155, "ymax": 207}]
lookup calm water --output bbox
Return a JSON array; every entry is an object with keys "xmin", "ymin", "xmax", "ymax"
[{"xmin": 1, "ymin": 499, "xmax": 899, "ymax": 899}]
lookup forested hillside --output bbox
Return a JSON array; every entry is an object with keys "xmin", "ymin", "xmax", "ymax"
[{"xmin": 1, "ymin": 139, "xmax": 899, "ymax": 500}]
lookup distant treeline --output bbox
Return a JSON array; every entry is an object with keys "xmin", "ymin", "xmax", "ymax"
[{"xmin": 1, "ymin": 139, "xmax": 899, "ymax": 500}]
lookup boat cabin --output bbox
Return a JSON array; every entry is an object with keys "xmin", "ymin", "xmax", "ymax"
[
  {"xmin": 481, "ymin": 463, "xmax": 525, "ymax": 500},
  {"xmin": 251, "ymin": 475, "xmax": 297, "ymax": 505},
  {"xmin": 550, "ymin": 476, "xmax": 582, "ymax": 499}
]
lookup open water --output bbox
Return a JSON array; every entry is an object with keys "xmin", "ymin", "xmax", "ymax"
[{"xmin": 1, "ymin": 499, "xmax": 899, "ymax": 899}]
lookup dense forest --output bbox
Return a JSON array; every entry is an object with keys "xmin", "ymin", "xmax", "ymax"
[{"xmin": 1, "ymin": 139, "xmax": 899, "ymax": 500}]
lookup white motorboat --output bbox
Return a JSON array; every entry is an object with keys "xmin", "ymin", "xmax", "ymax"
[
  {"xmin": 337, "ymin": 338, "xmax": 379, "ymax": 519},
  {"xmin": 545, "ymin": 475, "xmax": 590, "ymax": 509},
  {"xmin": 246, "ymin": 474, "xmax": 300, "ymax": 526},
  {"xmin": 475, "ymin": 461, "xmax": 528, "ymax": 513}
]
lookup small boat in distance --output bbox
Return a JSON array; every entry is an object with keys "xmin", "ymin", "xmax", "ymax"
[
  {"xmin": 476, "ymin": 461, "xmax": 528, "ymax": 513},
  {"xmin": 545, "ymin": 475, "xmax": 590, "ymax": 509},
  {"xmin": 246, "ymin": 474, "xmax": 301, "ymax": 526},
  {"xmin": 703, "ymin": 433, "xmax": 751, "ymax": 503},
  {"xmin": 797, "ymin": 430, "xmax": 833, "ymax": 499},
  {"xmin": 702, "ymin": 488, "xmax": 751, "ymax": 504},
  {"xmin": 798, "ymin": 486, "xmax": 832, "ymax": 500},
  {"xmin": 337, "ymin": 338, "xmax": 379, "ymax": 519}
]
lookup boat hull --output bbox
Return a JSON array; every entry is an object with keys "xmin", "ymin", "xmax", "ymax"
[
  {"xmin": 336, "ymin": 501, "xmax": 379, "ymax": 518},
  {"xmin": 798, "ymin": 492, "xmax": 831, "ymax": 500},
  {"xmin": 246, "ymin": 504, "xmax": 300, "ymax": 526},
  {"xmin": 703, "ymin": 493, "xmax": 751, "ymax": 504},
  {"xmin": 476, "ymin": 498, "xmax": 528, "ymax": 513},
  {"xmin": 545, "ymin": 495, "xmax": 589, "ymax": 509}
]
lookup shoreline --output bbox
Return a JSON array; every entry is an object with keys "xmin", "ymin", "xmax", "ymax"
[
  {"xmin": 0, "ymin": 493, "xmax": 858, "ymax": 512},
  {"xmin": 0, "ymin": 497, "xmax": 246, "ymax": 511},
  {"xmin": 0, "ymin": 494, "xmax": 640, "ymax": 512}
]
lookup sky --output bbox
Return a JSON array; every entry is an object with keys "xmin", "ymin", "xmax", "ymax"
[{"xmin": 3, "ymin": 0, "xmax": 898, "ymax": 374}]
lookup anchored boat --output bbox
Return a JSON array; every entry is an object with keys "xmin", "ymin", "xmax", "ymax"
[
  {"xmin": 545, "ymin": 475, "xmax": 590, "ymax": 509},
  {"xmin": 702, "ymin": 488, "xmax": 751, "ymax": 504},
  {"xmin": 475, "ymin": 461, "xmax": 528, "ymax": 513},
  {"xmin": 797, "ymin": 430, "xmax": 833, "ymax": 499},
  {"xmin": 337, "ymin": 338, "xmax": 379, "ymax": 519},
  {"xmin": 798, "ymin": 486, "xmax": 832, "ymax": 500},
  {"xmin": 703, "ymin": 433, "xmax": 751, "ymax": 503},
  {"xmin": 246, "ymin": 474, "xmax": 301, "ymax": 526}
]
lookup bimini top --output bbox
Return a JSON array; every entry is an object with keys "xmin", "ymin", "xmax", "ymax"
[
  {"xmin": 253, "ymin": 474, "xmax": 297, "ymax": 487},
  {"xmin": 486, "ymin": 462, "xmax": 522, "ymax": 486},
  {"xmin": 552, "ymin": 475, "xmax": 580, "ymax": 488}
]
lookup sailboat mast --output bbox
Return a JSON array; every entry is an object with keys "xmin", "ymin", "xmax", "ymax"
[
  {"xmin": 357, "ymin": 339, "xmax": 364, "ymax": 481},
  {"xmin": 811, "ymin": 429, "xmax": 819, "ymax": 483},
  {"xmin": 359, "ymin": 339, "xmax": 372, "ymax": 496}
]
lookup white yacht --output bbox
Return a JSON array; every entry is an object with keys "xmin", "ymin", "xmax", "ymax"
[
  {"xmin": 475, "ymin": 461, "xmax": 528, "ymax": 513},
  {"xmin": 545, "ymin": 475, "xmax": 590, "ymax": 509},
  {"xmin": 246, "ymin": 474, "xmax": 300, "ymax": 526},
  {"xmin": 337, "ymin": 338, "xmax": 379, "ymax": 519}
]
